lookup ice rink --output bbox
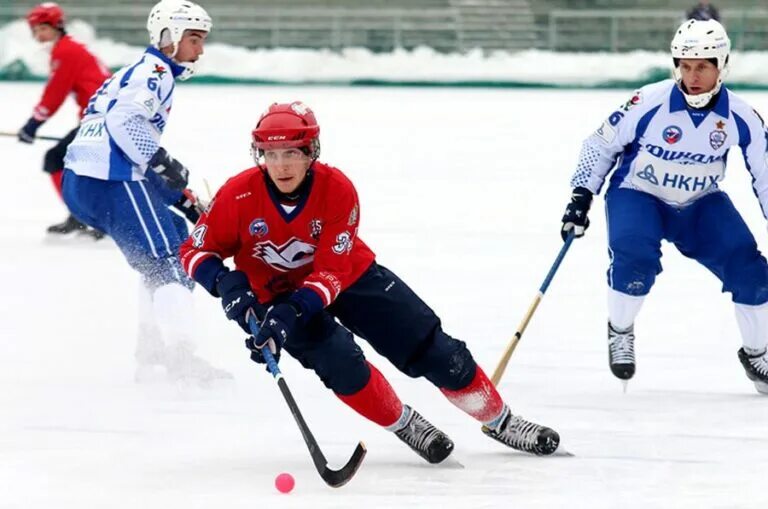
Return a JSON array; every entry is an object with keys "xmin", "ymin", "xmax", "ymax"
[{"xmin": 1, "ymin": 82, "xmax": 766, "ymax": 508}]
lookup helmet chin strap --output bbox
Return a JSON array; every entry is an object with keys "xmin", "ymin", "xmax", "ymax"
[{"xmin": 673, "ymin": 68, "xmax": 727, "ymax": 109}]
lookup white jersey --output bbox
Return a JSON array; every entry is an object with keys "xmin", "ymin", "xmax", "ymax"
[
  {"xmin": 64, "ymin": 47, "xmax": 185, "ymax": 181},
  {"xmin": 571, "ymin": 79, "xmax": 768, "ymax": 216}
]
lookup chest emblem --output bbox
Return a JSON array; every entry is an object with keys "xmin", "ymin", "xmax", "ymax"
[
  {"xmin": 309, "ymin": 219, "xmax": 323, "ymax": 240},
  {"xmin": 709, "ymin": 120, "xmax": 727, "ymax": 150},
  {"xmin": 253, "ymin": 237, "xmax": 315, "ymax": 272},
  {"xmin": 662, "ymin": 125, "xmax": 683, "ymax": 145},
  {"xmin": 249, "ymin": 218, "xmax": 269, "ymax": 238}
]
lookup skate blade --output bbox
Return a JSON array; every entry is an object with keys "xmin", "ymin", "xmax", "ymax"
[
  {"xmin": 438, "ymin": 455, "xmax": 465, "ymax": 469},
  {"xmin": 553, "ymin": 447, "xmax": 575, "ymax": 457}
]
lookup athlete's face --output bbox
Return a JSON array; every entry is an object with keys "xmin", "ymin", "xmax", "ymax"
[
  {"xmin": 165, "ymin": 30, "xmax": 207, "ymax": 62},
  {"xmin": 678, "ymin": 58, "xmax": 719, "ymax": 96},
  {"xmin": 263, "ymin": 148, "xmax": 312, "ymax": 194},
  {"xmin": 31, "ymin": 23, "xmax": 59, "ymax": 43}
]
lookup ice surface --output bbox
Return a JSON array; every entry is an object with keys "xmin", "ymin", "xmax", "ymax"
[{"xmin": 1, "ymin": 83, "xmax": 766, "ymax": 508}]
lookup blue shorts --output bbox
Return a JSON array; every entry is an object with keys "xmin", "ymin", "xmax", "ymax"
[
  {"xmin": 62, "ymin": 169, "xmax": 193, "ymax": 290},
  {"xmin": 605, "ymin": 188, "xmax": 768, "ymax": 305}
]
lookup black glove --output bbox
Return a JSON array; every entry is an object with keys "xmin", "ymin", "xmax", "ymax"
[
  {"xmin": 216, "ymin": 270, "xmax": 265, "ymax": 334},
  {"xmin": 251, "ymin": 302, "xmax": 301, "ymax": 363},
  {"xmin": 561, "ymin": 186, "xmax": 593, "ymax": 241},
  {"xmin": 18, "ymin": 117, "xmax": 43, "ymax": 144},
  {"xmin": 245, "ymin": 336, "xmax": 281, "ymax": 365},
  {"xmin": 173, "ymin": 188, "xmax": 205, "ymax": 223},
  {"xmin": 148, "ymin": 147, "xmax": 189, "ymax": 191}
]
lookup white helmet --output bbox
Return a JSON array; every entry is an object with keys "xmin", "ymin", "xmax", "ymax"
[
  {"xmin": 670, "ymin": 19, "xmax": 730, "ymax": 108},
  {"xmin": 147, "ymin": 0, "xmax": 212, "ymax": 80}
]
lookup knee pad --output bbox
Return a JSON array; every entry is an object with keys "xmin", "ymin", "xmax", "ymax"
[
  {"xmin": 290, "ymin": 324, "xmax": 370, "ymax": 395},
  {"xmin": 404, "ymin": 329, "xmax": 477, "ymax": 391},
  {"xmin": 608, "ymin": 235, "xmax": 661, "ymax": 296},
  {"xmin": 724, "ymin": 249, "xmax": 768, "ymax": 305}
]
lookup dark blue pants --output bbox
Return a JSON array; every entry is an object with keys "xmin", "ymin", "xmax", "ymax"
[
  {"xmin": 279, "ymin": 263, "xmax": 477, "ymax": 395},
  {"xmin": 606, "ymin": 188, "xmax": 768, "ymax": 304},
  {"xmin": 62, "ymin": 169, "xmax": 192, "ymax": 290}
]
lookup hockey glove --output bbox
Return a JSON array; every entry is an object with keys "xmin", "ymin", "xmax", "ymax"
[
  {"xmin": 245, "ymin": 336, "xmax": 281, "ymax": 365},
  {"xmin": 173, "ymin": 188, "xmax": 207, "ymax": 224},
  {"xmin": 251, "ymin": 302, "xmax": 301, "ymax": 361},
  {"xmin": 216, "ymin": 270, "xmax": 266, "ymax": 334},
  {"xmin": 561, "ymin": 186, "xmax": 593, "ymax": 241},
  {"xmin": 148, "ymin": 147, "xmax": 189, "ymax": 192},
  {"xmin": 18, "ymin": 117, "xmax": 43, "ymax": 144}
]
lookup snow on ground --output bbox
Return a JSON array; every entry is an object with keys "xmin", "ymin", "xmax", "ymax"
[{"xmin": 1, "ymin": 82, "xmax": 766, "ymax": 509}]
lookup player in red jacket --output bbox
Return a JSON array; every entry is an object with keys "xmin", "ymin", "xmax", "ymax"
[
  {"xmin": 18, "ymin": 2, "xmax": 110, "ymax": 238},
  {"xmin": 180, "ymin": 101, "xmax": 561, "ymax": 462}
]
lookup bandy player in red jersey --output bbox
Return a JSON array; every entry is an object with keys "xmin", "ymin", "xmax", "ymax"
[
  {"xmin": 180, "ymin": 101, "xmax": 561, "ymax": 462},
  {"xmin": 17, "ymin": 2, "xmax": 110, "ymax": 238}
]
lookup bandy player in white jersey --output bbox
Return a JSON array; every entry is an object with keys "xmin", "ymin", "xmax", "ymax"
[
  {"xmin": 560, "ymin": 19, "xmax": 768, "ymax": 394},
  {"xmin": 62, "ymin": 0, "xmax": 229, "ymax": 384}
]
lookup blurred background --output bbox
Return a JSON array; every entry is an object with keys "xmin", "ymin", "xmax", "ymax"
[{"xmin": 1, "ymin": 0, "xmax": 767, "ymax": 54}]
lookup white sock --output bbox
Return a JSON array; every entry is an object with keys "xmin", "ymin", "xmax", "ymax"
[
  {"xmin": 152, "ymin": 283, "xmax": 196, "ymax": 349},
  {"xmin": 608, "ymin": 287, "xmax": 645, "ymax": 330},
  {"xmin": 734, "ymin": 302, "xmax": 768, "ymax": 354}
]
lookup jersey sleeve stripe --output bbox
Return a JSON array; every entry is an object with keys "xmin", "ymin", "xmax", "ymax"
[{"xmin": 304, "ymin": 281, "xmax": 333, "ymax": 307}]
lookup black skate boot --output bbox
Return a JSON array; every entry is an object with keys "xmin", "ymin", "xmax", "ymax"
[
  {"xmin": 608, "ymin": 321, "xmax": 635, "ymax": 380},
  {"xmin": 482, "ymin": 405, "xmax": 560, "ymax": 456},
  {"xmin": 737, "ymin": 347, "xmax": 768, "ymax": 395},
  {"xmin": 393, "ymin": 405, "xmax": 454, "ymax": 464},
  {"xmin": 78, "ymin": 227, "xmax": 106, "ymax": 240},
  {"xmin": 47, "ymin": 214, "xmax": 87, "ymax": 235}
]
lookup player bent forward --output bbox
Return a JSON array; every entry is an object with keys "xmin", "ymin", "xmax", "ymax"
[
  {"xmin": 560, "ymin": 19, "xmax": 768, "ymax": 394},
  {"xmin": 180, "ymin": 101, "xmax": 561, "ymax": 461}
]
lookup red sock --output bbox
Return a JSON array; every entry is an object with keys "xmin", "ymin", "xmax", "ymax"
[
  {"xmin": 440, "ymin": 366, "xmax": 504, "ymax": 424},
  {"xmin": 336, "ymin": 362, "xmax": 404, "ymax": 427},
  {"xmin": 50, "ymin": 170, "xmax": 64, "ymax": 200}
]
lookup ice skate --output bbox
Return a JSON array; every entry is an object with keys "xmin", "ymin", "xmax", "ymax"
[
  {"xmin": 134, "ymin": 324, "xmax": 168, "ymax": 383},
  {"xmin": 46, "ymin": 214, "xmax": 86, "ymax": 235},
  {"xmin": 482, "ymin": 405, "xmax": 560, "ymax": 456},
  {"xmin": 737, "ymin": 347, "xmax": 768, "ymax": 395},
  {"xmin": 608, "ymin": 321, "xmax": 635, "ymax": 381},
  {"xmin": 163, "ymin": 342, "xmax": 233, "ymax": 385},
  {"xmin": 393, "ymin": 405, "xmax": 454, "ymax": 464}
]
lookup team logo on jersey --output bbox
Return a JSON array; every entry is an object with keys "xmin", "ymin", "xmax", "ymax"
[
  {"xmin": 309, "ymin": 219, "xmax": 323, "ymax": 240},
  {"xmin": 635, "ymin": 164, "xmax": 659, "ymax": 185},
  {"xmin": 253, "ymin": 237, "xmax": 316, "ymax": 272},
  {"xmin": 595, "ymin": 121, "xmax": 617, "ymax": 144},
  {"xmin": 249, "ymin": 218, "xmax": 269, "ymax": 238},
  {"xmin": 332, "ymin": 231, "xmax": 353, "ymax": 255},
  {"xmin": 348, "ymin": 205, "xmax": 359, "ymax": 226},
  {"xmin": 709, "ymin": 120, "xmax": 727, "ymax": 150},
  {"xmin": 662, "ymin": 125, "xmax": 683, "ymax": 145},
  {"xmin": 620, "ymin": 91, "xmax": 643, "ymax": 112},
  {"xmin": 153, "ymin": 64, "xmax": 167, "ymax": 78}
]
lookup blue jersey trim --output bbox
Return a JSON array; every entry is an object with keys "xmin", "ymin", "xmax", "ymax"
[
  {"xmin": 192, "ymin": 256, "xmax": 228, "ymax": 296},
  {"xmin": 145, "ymin": 46, "xmax": 186, "ymax": 78},
  {"xmin": 107, "ymin": 136, "xmax": 135, "ymax": 181},
  {"xmin": 264, "ymin": 168, "xmax": 314, "ymax": 223},
  {"xmin": 609, "ymin": 104, "xmax": 663, "ymax": 188},
  {"xmin": 290, "ymin": 287, "xmax": 325, "ymax": 322},
  {"xmin": 120, "ymin": 56, "xmax": 145, "ymax": 88}
]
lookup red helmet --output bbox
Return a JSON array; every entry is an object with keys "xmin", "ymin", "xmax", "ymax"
[
  {"xmin": 252, "ymin": 101, "xmax": 320, "ymax": 160},
  {"xmin": 27, "ymin": 2, "xmax": 65, "ymax": 29}
]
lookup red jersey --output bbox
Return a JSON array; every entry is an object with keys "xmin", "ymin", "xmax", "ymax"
[
  {"xmin": 32, "ymin": 35, "xmax": 111, "ymax": 122},
  {"xmin": 180, "ymin": 162, "xmax": 376, "ymax": 308}
]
